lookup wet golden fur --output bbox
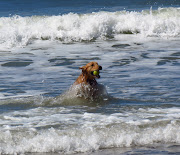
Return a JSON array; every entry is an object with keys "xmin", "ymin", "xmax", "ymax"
[
  {"xmin": 74, "ymin": 62, "xmax": 102, "ymax": 86},
  {"xmin": 72, "ymin": 62, "xmax": 107, "ymax": 100}
]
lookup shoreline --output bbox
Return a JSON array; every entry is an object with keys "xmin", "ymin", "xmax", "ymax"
[{"xmin": 25, "ymin": 144, "xmax": 180, "ymax": 155}]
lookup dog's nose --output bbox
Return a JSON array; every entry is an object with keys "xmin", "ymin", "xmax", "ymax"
[{"xmin": 99, "ymin": 66, "xmax": 102, "ymax": 70}]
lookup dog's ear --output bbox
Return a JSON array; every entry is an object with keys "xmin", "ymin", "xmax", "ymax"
[
  {"xmin": 79, "ymin": 66, "xmax": 85, "ymax": 71},
  {"xmin": 79, "ymin": 65, "xmax": 88, "ymax": 74}
]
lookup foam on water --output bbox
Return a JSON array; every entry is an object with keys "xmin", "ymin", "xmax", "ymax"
[
  {"xmin": 0, "ymin": 6, "xmax": 180, "ymax": 154},
  {"xmin": 0, "ymin": 7, "xmax": 180, "ymax": 49},
  {"xmin": 0, "ymin": 105, "xmax": 180, "ymax": 154}
]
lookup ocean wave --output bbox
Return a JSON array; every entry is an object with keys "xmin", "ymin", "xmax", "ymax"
[
  {"xmin": 0, "ymin": 106, "xmax": 180, "ymax": 154},
  {"xmin": 0, "ymin": 7, "xmax": 180, "ymax": 48},
  {"xmin": 1, "ymin": 93, "xmax": 180, "ymax": 154}
]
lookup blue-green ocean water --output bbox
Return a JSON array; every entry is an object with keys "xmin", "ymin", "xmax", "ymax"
[{"xmin": 0, "ymin": 0, "xmax": 180, "ymax": 154}]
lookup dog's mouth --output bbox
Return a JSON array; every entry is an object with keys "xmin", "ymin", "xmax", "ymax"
[
  {"xmin": 90, "ymin": 65, "xmax": 102, "ymax": 79},
  {"xmin": 91, "ymin": 70, "xmax": 100, "ymax": 78}
]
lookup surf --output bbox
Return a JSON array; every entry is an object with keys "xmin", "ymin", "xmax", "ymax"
[
  {"xmin": 0, "ymin": 102, "xmax": 180, "ymax": 154},
  {"xmin": 0, "ymin": 7, "xmax": 180, "ymax": 49}
]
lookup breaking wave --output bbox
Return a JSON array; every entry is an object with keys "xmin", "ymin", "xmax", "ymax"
[
  {"xmin": 0, "ymin": 7, "xmax": 180, "ymax": 48},
  {"xmin": 0, "ymin": 106, "xmax": 180, "ymax": 154}
]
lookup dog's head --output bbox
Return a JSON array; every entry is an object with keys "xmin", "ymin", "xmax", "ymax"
[{"xmin": 80, "ymin": 62, "xmax": 102, "ymax": 80}]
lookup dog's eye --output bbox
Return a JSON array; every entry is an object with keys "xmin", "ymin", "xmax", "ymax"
[{"xmin": 91, "ymin": 64, "xmax": 94, "ymax": 67}]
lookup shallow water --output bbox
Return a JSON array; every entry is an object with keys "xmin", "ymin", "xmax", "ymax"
[
  {"xmin": 0, "ymin": 36, "xmax": 180, "ymax": 154},
  {"xmin": 0, "ymin": 1, "xmax": 180, "ymax": 154}
]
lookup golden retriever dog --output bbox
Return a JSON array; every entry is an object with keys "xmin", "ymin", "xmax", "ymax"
[
  {"xmin": 53, "ymin": 62, "xmax": 108, "ymax": 105},
  {"xmin": 71, "ymin": 61, "xmax": 107, "ymax": 100},
  {"xmin": 74, "ymin": 61, "xmax": 102, "ymax": 85}
]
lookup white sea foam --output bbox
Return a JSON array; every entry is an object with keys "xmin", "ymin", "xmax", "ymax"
[
  {"xmin": 0, "ymin": 106, "xmax": 180, "ymax": 154},
  {"xmin": 0, "ymin": 7, "xmax": 180, "ymax": 49}
]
